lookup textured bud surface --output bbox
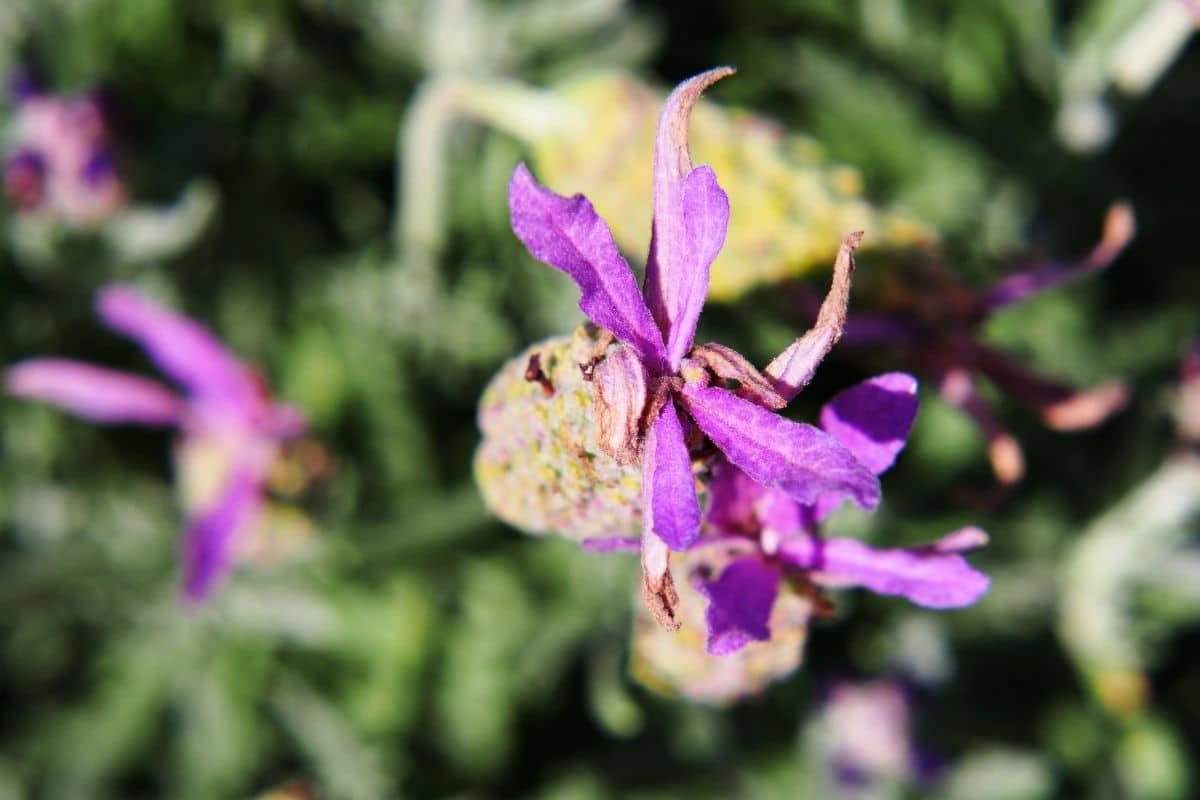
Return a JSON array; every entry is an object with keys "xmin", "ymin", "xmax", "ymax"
[
  {"xmin": 630, "ymin": 545, "xmax": 814, "ymax": 704},
  {"xmin": 475, "ymin": 325, "xmax": 644, "ymax": 541},
  {"xmin": 531, "ymin": 73, "xmax": 932, "ymax": 300}
]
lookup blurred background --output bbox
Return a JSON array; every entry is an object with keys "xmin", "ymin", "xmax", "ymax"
[{"xmin": 1, "ymin": 1, "xmax": 1198, "ymax": 798}]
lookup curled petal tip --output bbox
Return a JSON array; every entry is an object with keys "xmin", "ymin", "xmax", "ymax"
[{"xmin": 656, "ymin": 67, "xmax": 736, "ymax": 181}]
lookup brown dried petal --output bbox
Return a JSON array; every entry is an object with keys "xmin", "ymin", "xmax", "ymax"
[
  {"xmin": 765, "ymin": 231, "xmax": 861, "ymax": 402},
  {"xmin": 641, "ymin": 530, "xmax": 681, "ymax": 631},
  {"xmin": 593, "ymin": 343, "xmax": 649, "ymax": 466},
  {"xmin": 691, "ymin": 342, "xmax": 787, "ymax": 409}
]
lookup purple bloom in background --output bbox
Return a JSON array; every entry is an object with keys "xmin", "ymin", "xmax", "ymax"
[
  {"xmin": 693, "ymin": 373, "xmax": 988, "ymax": 655},
  {"xmin": 4, "ymin": 78, "xmax": 124, "ymax": 223},
  {"xmin": 821, "ymin": 203, "xmax": 1135, "ymax": 487},
  {"xmin": 6, "ymin": 286, "xmax": 305, "ymax": 601},
  {"xmin": 509, "ymin": 67, "xmax": 882, "ymax": 629},
  {"xmin": 818, "ymin": 679, "xmax": 923, "ymax": 791}
]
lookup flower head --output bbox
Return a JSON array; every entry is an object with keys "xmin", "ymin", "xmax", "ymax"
[
  {"xmin": 5, "ymin": 285, "xmax": 305, "ymax": 601},
  {"xmin": 503, "ymin": 68, "xmax": 883, "ymax": 628},
  {"xmin": 824, "ymin": 203, "xmax": 1134, "ymax": 487},
  {"xmin": 4, "ymin": 78, "xmax": 124, "ymax": 223}
]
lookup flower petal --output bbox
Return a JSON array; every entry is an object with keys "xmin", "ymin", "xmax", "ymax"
[
  {"xmin": 593, "ymin": 343, "xmax": 649, "ymax": 465},
  {"xmin": 778, "ymin": 532, "xmax": 989, "ymax": 609},
  {"xmin": 984, "ymin": 202, "xmax": 1133, "ymax": 310},
  {"xmin": 661, "ymin": 167, "xmax": 730, "ymax": 368},
  {"xmin": 938, "ymin": 367, "xmax": 1025, "ymax": 485},
  {"xmin": 508, "ymin": 163, "xmax": 666, "ymax": 366},
  {"xmin": 643, "ymin": 68, "xmax": 734, "ymax": 368},
  {"xmin": 6, "ymin": 358, "xmax": 183, "ymax": 425},
  {"xmin": 640, "ymin": 520, "xmax": 680, "ymax": 631},
  {"xmin": 96, "ymin": 285, "xmax": 256, "ymax": 412},
  {"xmin": 643, "ymin": 399, "xmax": 701, "ymax": 550},
  {"xmin": 681, "ymin": 385, "xmax": 881, "ymax": 510},
  {"xmin": 698, "ymin": 556, "xmax": 781, "ymax": 655},
  {"xmin": 181, "ymin": 459, "xmax": 263, "ymax": 603},
  {"xmin": 764, "ymin": 231, "xmax": 861, "ymax": 402},
  {"xmin": 705, "ymin": 455, "xmax": 770, "ymax": 535},
  {"xmin": 691, "ymin": 342, "xmax": 786, "ymax": 409},
  {"xmin": 819, "ymin": 372, "xmax": 919, "ymax": 475}
]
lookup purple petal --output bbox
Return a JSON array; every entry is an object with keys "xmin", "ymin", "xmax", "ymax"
[
  {"xmin": 820, "ymin": 372, "xmax": 919, "ymax": 475},
  {"xmin": 697, "ymin": 556, "xmax": 781, "ymax": 655},
  {"xmin": 681, "ymin": 385, "xmax": 880, "ymax": 510},
  {"xmin": 508, "ymin": 164, "xmax": 666, "ymax": 367},
  {"xmin": 983, "ymin": 202, "xmax": 1134, "ymax": 310},
  {"xmin": 182, "ymin": 461, "xmax": 263, "ymax": 603},
  {"xmin": 643, "ymin": 68, "xmax": 734, "ymax": 368},
  {"xmin": 705, "ymin": 455, "xmax": 770, "ymax": 536},
  {"xmin": 642, "ymin": 399, "xmax": 701, "ymax": 550},
  {"xmin": 6, "ymin": 358, "xmax": 183, "ymax": 425},
  {"xmin": 765, "ymin": 232, "xmax": 861, "ymax": 402},
  {"xmin": 661, "ymin": 167, "xmax": 730, "ymax": 368},
  {"xmin": 778, "ymin": 533, "xmax": 989, "ymax": 609},
  {"xmin": 96, "ymin": 286, "xmax": 256, "ymax": 413}
]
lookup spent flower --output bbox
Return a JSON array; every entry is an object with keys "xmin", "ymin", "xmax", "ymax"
[
  {"xmin": 6, "ymin": 285, "xmax": 306, "ymax": 601},
  {"xmin": 4, "ymin": 77, "xmax": 124, "ymax": 223},
  {"xmin": 630, "ymin": 374, "xmax": 988, "ymax": 701}
]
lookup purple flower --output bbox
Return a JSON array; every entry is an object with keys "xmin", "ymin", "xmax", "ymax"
[
  {"xmin": 689, "ymin": 373, "xmax": 988, "ymax": 655},
  {"xmin": 5, "ymin": 80, "xmax": 124, "ymax": 223},
  {"xmin": 5, "ymin": 285, "xmax": 305, "ymax": 601},
  {"xmin": 508, "ymin": 67, "xmax": 881, "ymax": 628}
]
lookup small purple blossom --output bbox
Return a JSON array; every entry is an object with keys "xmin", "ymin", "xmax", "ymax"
[
  {"xmin": 509, "ymin": 68, "xmax": 882, "ymax": 628},
  {"xmin": 5, "ymin": 285, "xmax": 305, "ymax": 601},
  {"xmin": 4, "ymin": 80, "xmax": 124, "ymax": 223},
  {"xmin": 607, "ymin": 374, "xmax": 989, "ymax": 656}
]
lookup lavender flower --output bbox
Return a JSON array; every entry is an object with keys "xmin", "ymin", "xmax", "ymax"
[
  {"xmin": 500, "ymin": 67, "xmax": 883, "ymax": 629},
  {"xmin": 4, "ymin": 81, "xmax": 124, "ymax": 223},
  {"xmin": 5, "ymin": 286, "xmax": 305, "ymax": 601},
  {"xmin": 629, "ymin": 375, "xmax": 987, "ymax": 701}
]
